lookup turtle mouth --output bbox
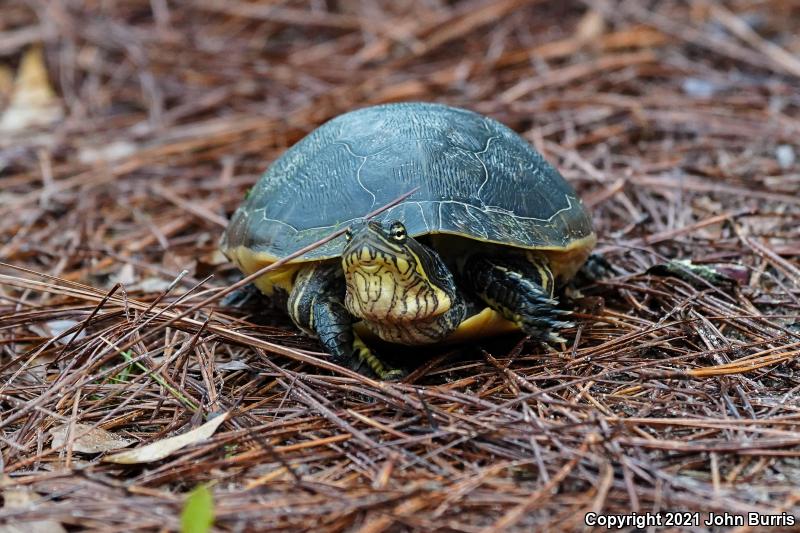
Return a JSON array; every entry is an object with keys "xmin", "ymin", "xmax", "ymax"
[
  {"xmin": 342, "ymin": 246, "xmax": 399, "ymax": 278},
  {"xmin": 358, "ymin": 262, "xmax": 383, "ymax": 273}
]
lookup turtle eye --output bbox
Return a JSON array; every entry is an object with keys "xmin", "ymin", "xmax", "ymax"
[
  {"xmin": 344, "ymin": 229, "xmax": 352, "ymax": 242},
  {"xmin": 389, "ymin": 222, "xmax": 407, "ymax": 243}
]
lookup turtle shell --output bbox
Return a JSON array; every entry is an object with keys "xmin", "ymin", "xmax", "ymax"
[{"xmin": 222, "ymin": 102, "xmax": 594, "ymax": 269}]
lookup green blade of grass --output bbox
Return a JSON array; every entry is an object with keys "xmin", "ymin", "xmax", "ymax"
[{"xmin": 181, "ymin": 485, "xmax": 214, "ymax": 533}]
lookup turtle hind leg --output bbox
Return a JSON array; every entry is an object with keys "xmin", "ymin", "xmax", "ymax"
[
  {"xmin": 352, "ymin": 335, "xmax": 406, "ymax": 381},
  {"xmin": 460, "ymin": 254, "xmax": 572, "ymax": 343},
  {"xmin": 288, "ymin": 263, "xmax": 405, "ymax": 380},
  {"xmin": 311, "ymin": 298, "xmax": 405, "ymax": 380}
]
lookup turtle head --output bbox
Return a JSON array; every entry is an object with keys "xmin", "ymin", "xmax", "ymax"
[{"xmin": 341, "ymin": 220, "xmax": 457, "ymax": 330}]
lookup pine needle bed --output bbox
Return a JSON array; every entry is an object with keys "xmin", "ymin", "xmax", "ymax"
[{"xmin": 1, "ymin": 1, "xmax": 799, "ymax": 531}]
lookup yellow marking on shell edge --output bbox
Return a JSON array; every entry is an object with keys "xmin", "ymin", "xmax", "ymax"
[
  {"xmin": 430, "ymin": 232, "xmax": 596, "ymax": 282},
  {"xmin": 223, "ymin": 231, "xmax": 596, "ymax": 295},
  {"xmin": 540, "ymin": 233, "xmax": 597, "ymax": 283},
  {"xmin": 354, "ymin": 307, "xmax": 518, "ymax": 346},
  {"xmin": 223, "ymin": 245, "xmax": 303, "ymax": 296},
  {"xmin": 446, "ymin": 307, "xmax": 519, "ymax": 343}
]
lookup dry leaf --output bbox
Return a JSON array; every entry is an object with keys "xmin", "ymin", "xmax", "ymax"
[
  {"xmin": 216, "ymin": 360, "xmax": 251, "ymax": 371},
  {"xmin": 50, "ymin": 423, "xmax": 134, "ymax": 454},
  {"xmin": 104, "ymin": 412, "xmax": 229, "ymax": 464},
  {"xmin": 0, "ymin": 46, "xmax": 63, "ymax": 132}
]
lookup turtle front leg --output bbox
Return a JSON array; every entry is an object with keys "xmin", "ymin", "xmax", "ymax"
[
  {"xmin": 460, "ymin": 254, "xmax": 572, "ymax": 343},
  {"xmin": 288, "ymin": 263, "xmax": 404, "ymax": 379}
]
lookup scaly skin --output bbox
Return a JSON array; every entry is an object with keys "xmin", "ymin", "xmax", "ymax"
[
  {"xmin": 342, "ymin": 221, "xmax": 466, "ymax": 346},
  {"xmin": 285, "ymin": 220, "xmax": 569, "ymax": 379},
  {"xmin": 286, "ymin": 261, "xmax": 402, "ymax": 378},
  {"xmin": 459, "ymin": 254, "xmax": 572, "ymax": 343}
]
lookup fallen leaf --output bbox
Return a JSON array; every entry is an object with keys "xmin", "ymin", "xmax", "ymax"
[
  {"xmin": 50, "ymin": 423, "xmax": 134, "ymax": 454},
  {"xmin": 180, "ymin": 485, "xmax": 215, "ymax": 533},
  {"xmin": 0, "ymin": 46, "xmax": 63, "ymax": 132},
  {"xmin": 104, "ymin": 412, "xmax": 229, "ymax": 464},
  {"xmin": 216, "ymin": 360, "xmax": 251, "ymax": 371}
]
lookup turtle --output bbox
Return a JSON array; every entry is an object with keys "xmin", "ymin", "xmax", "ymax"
[{"xmin": 221, "ymin": 102, "xmax": 596, "ymax": 379}]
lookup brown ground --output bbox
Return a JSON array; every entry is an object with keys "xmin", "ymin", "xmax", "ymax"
[{"xmin": 1, "ymin": 1, "xmax": 800, "ymax": 531}]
